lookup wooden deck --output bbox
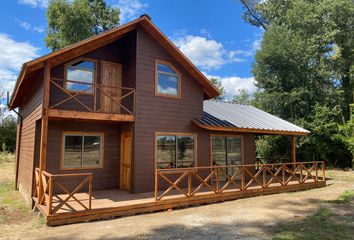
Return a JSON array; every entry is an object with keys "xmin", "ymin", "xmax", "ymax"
[{"xmin": 34, "ymin": 162, "xmax": 326, "ymax": 226}]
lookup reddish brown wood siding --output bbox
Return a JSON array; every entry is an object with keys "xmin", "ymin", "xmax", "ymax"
[
  {"xmin": 49, "ymin": 31, "xmax": 136, "ymax": 112},
  {"xmin": 17, "ymin": 73, "xmax": 44, "ymax": 205},
  {"xmin": 133, "ymin": 27, "xmax": 203, "ymax": 193},
  {"xmin": 45, "ymin": 120, "xmax": 123, "ymax": 191},
  {"xmin": 18, "ymin": 105, "xmax": 42, "ymax": 205}
]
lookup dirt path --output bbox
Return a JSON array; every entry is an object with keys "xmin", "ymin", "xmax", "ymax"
[{"xmin": 1, "ymin": 170, "xmax": 353, "ymax": 240}]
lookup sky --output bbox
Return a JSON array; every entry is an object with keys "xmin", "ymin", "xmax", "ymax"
[{"xmin": 0, "ymin": 0, "xmax": 262, "ymax": 106}]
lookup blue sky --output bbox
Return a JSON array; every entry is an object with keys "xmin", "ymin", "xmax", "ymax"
[{"xmin": 0, "ymin": 0, "xmax": 262, "ymax": 105}]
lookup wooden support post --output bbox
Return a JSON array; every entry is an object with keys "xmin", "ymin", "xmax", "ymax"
[
  {"xmin": 38, "ymin": 61, "xmax": 51, "ymax": 202},
  {"xmin": 215, "ymin": 168, "xmax": 220, "ymax": 193},
  {"xmin": 187, "ymin": 170, "xmax": 192, "ymax": 196},
  {"xmin": 88, "ymin": 175, "xmax": 92, "ymax": 209},
  {"xmin": 48, "ymin": 177, "xmax": 53, "ymax": 215},
  {"xmin": 322, "ymin": 161, "xmax": 326, "ymax": 181},
  {"xmin": 291, "ymin": 136, "xmax": 297, "ymax": 170},
  {"xmin": 154, "ymin": 169, "xmax": 158, "ymax": 200}
]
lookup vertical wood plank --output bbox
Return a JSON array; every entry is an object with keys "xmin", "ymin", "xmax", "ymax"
[
  {"xmin": 154, "ymin": 170, "xmax": 158, "ymax": 200},
  {"xmin": 291, "ymin": 136, "xmax": 297, "ymax": 170},
  {"xmin": 89, "ymin": 175, "xmax": 92, "ymax": 209},
  {"xmin": 187, "ymin": 170, "xmax": 192, "ymax": 196},
  {"xmin": 38, "ymin": 61, "xmax": 50, "ymax": 201},
  {"xmin": 48, "ymin": 177, "xmax": 53, "ymax": 215}
]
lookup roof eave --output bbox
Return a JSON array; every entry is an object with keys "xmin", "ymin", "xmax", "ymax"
[{"xmin": 192, "ymin": 119, "xmax": 310, "ymax": 136}]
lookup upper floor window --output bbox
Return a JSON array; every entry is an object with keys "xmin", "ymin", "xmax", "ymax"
[
  {"xmin": 155, "ymin": 60, "xmax": 181, "ymax": 98},
  {"xmin": 65, "ymin": 59, "xmax": 96, "ymax": 93}
]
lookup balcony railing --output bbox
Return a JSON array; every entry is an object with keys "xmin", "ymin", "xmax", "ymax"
[
  {"xmin": 49, "ymin": 78, "xmax": 135, "ymax": 115},
  {"xmin": 155, "ymin": 161, "xmax": 325, "ymax": 201},
  {"xmin": 34, "ymin": 168, "xmax": 93, "ymax": 215}
]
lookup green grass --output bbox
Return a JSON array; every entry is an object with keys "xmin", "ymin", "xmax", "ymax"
[
  {"xmin": 0, "ymin": 152, "xmax": 43, "ymax": 227},
  {"xmin": 271, "ymin": 183, "xmax": 354, "ymax": 240},
  {"xmin": 272, "ymin": 207, "xmax": 354, "ymax": 240},
  {"xmin": 329, "ymin": 190, "xmax": 354, "ymax": 204}
]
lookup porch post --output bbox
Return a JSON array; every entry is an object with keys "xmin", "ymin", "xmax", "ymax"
[
  {"xmin": 38, "ymin": 61, "xmax": 50, "ymax": 201},
  {"xmin": 291, "ymin": 136, "xmax": 296, "ymax": 169}
]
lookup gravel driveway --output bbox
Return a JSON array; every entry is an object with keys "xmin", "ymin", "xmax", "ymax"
[{"xmin": 1, "ymin": 170, "xmax": 353, "ymax": 240}]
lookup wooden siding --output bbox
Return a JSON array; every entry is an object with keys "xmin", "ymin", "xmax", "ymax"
[
  {"xmin": 49, "ymin": 31, "xmax": 136, "ymax": 112},
  {"xmin": 45, "ymin": 120, "xmax": 123, "ymax": 191},
  {"xmin": 133, "ymin": 27, "xmax": 204, "ymax": 193},
  {"xmin": 17, "ymin": 72, "xmax": 44, "ymax": 205},
  {"xmin": 18, "ymin": 105, "xmax": 42, "ymax": 205}
]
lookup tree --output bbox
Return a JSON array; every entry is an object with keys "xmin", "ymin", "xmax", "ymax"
[
  {"xmin": 232, "ymin": 89, "xmax": 251, "ymax": 105},
  {"xmin": 209, "ymin": 78, "xmax": 225, "ymax": 100},
  {"xmin": 46, "ymin": 0, "xmax": 120, "ymax": 51},
  {"xmin": 241, "ymin": 0, "xmax": 354, "ymax": 167}
]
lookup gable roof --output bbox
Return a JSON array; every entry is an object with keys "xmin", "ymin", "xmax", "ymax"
[
  {"xmin": 9, "ymin": 15, "xmax": 220, "ymax": 109},
  {"xmin": 193, "ymin": 100, "xmax": 310, "ymax": 136}
]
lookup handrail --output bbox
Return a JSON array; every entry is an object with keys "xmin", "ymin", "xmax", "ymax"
[
  {"xmin": 51, "ymin": 77, "xmax": 136, "ymax": 91},
  {"xmin": 156, "ymin": 161, "xmax": 325, "ymax": 172},
  {"xmin": 49, "ymin": 78, "xmax": 135, "ymax": 115},
  {"xmin": 34, "ymin": 168, "xmax": 93, "ymax": 215},
  {"xmin": 155, "ymin": 161, "xmax": 325, "ymax": 201}
]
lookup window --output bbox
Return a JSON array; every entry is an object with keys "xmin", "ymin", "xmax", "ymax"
[
  {"xmin": 211, "ymin": 136, "xmax": 242, "ymax": 176},
  {"xmin": 155, "ymin": 60, "xmax": 180, "ymax": 97},
  {"xmin": 65, "ymin": 59, "xmax": 95, "ymax": 93},
  {"xmin": 156, "ymin": 133, "xmax": 196, "ymax": 169},
  {"xmin": 62, "ymin": 132, "xmax": 103, "ymax": 169}
]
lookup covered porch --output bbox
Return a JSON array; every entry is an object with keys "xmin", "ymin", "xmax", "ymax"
[{"xmin": 33, "ymin": 161, "xmax": 326, "ymax": 226}]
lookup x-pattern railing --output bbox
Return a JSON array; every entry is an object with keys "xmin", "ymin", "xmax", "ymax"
[
  {"xmin": 49, "ymin": 78, "xmax": 135, "ymax": 115},
  {"xmin": 34, "ymin": 168, "xmax": 93, "ymax": 215},
  {"xmin": 155, "ymin": 161, "xmax": 325, "ymax": 201}
]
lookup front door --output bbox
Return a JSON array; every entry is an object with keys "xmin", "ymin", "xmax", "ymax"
[
  {"xmin": 120, "ymin": 132, "xmax": 132, "ymax": 191},
  {"xmin": 100, "ymin": 61, "xmax": 122, "ymax": 113}
]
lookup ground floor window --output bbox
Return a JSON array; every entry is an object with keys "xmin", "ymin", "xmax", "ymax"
[
  {"xmin": 62, "ymin": 132, "xmax": 104, "ymax": 169},
  {"xmin": 156, "ymin": 133, "xmax": 196, "ymax": 169},
  {"xmin": 211, "ymin": 136, "xmax": 242, "ymax": 175}
]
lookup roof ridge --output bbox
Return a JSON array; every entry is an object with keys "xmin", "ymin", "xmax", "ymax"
[{"xmin": 206, "ymin": 99, "xmax": 251, "ymax": 106}]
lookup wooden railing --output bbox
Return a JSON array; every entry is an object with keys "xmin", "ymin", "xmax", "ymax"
[
  {"xmin": 154, "ymin": 161, "xmax": 325, "ymax": 201},
  {"xmin": 34, "ymin": 168, "xmax": 93, "ymax": 215},
  {"xmin": 49, "ymin": 78, "xmax": 135, "ymax": 115}
]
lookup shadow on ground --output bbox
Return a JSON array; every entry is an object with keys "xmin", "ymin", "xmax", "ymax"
[{"xmin": 40, "ymin": 194, "xmax": 354, "ymax": 240}]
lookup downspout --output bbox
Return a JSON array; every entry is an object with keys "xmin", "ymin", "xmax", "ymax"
[{"xmin": 7, "ymin": 92, "xmax": 23, "ymax": 190}]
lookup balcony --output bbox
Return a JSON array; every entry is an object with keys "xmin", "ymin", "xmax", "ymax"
[{"xmin": 48, "ymin": 78, "xmax": 135, "ymax": 122}]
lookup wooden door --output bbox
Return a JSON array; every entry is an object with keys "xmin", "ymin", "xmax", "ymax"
[
  {"xmin": 100, "ymin": 61, "xmax": 122, "ymax": 113},
  {"xmin": 120, "ymin": 132, "xmax": 132, "ymax": 191}
]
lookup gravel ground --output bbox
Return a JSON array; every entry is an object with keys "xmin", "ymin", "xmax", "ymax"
[{"xmin": 1, "ymin": 170, "xmax": 353, "ymax": 240}]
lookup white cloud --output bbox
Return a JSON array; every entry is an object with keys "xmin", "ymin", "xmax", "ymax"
[
  {"xmin": 114, "ymin": 0, "xmax": 148, "ymax": 23},
  {"xmin": 18, "ymin": 0, "xmax": 48, "ymax": 8},
  {"xmin": 205, "ymin": 73, "xmax": 258, "ymax": 99},
  {"xmin": 15, "ymin": 19, "xmax": 44, "ymax": 33},
  {"xmin": 173, "ymin": 34, "xmax": 262, "ymax": 70},
  {"xmin": 174, "ymin": 35, "xmax": 227, "ymax": 70},
  {"xmin": 0, "ymin": 34, "xmax": 39, "ymax": 96}
]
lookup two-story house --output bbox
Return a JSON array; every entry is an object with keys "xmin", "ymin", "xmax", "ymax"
[{"xmin": 9, "ymin": 15, "xmax": 326, "ymax": 226}]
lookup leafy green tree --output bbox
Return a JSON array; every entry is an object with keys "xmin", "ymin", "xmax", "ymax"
[
  {"xmin": 241, "ymin": 0, "xmax": 354, "ymax": 167},
  {"xmin": 232, "ymin": 89, "xmax": 251, "ymax": 105},
  {"xmin": 46, "ymin": 0, "xmax": 120, "ymax": 51},
  {"xmin": 0, "ymin": 115, "xmax": 17, "ymax": 153},
  {"xmin": 209, "ymin": 78, "xmax": 225, "ymax": 100}
]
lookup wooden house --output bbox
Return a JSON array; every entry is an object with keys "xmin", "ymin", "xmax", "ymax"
[{"xmin": 9, "ymin": 15, "xmax": 326, "ymax": 226}]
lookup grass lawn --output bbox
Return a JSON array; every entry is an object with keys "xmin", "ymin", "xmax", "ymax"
[
  {"xmin": 271, "ymin": 189, "xmax": 354, "ymax": 240},
  {"xmin": 0, "ymin": 152, "xmax": 44, "ymax": 229}
]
